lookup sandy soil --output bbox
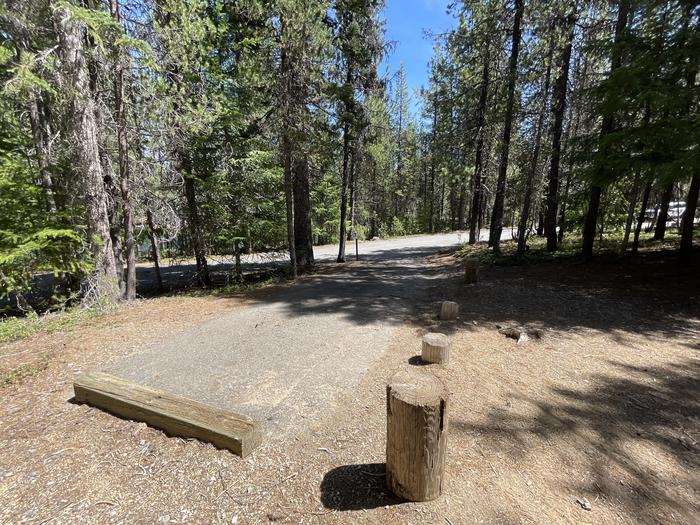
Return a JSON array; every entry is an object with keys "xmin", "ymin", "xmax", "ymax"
[{"xmin": 1, "ymin": 248, "xmax": 698, "ymax": 524}]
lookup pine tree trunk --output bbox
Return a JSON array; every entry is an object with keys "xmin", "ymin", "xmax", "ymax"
[
  {"xmin": 679, "ymin": 174, "xmax": 699, "ymax": 262},
  {"xmin": 337, "ymin": 120, "xmax": 351, "ymax": 262},
  {"xmin": 558, "ymin": 171, "xmax": 572, "ymax": 244},
  {"xmin": 517, "ymin": 26, "xmax": 555, "ymax": 255},
  {"xmin": 27, "ymin": 94, "xmax": 58, "ymax": 214},
  {"xmin": 184, "ymin": 174, "xmax": 211, "ymax": 286},
  {"xmin": 282, "ymin": 141, "xmax": 297, "ymax": 277},
  {"xmin": 8, "ymin": 24, "xmax": 58, "ymax": 214},
  {"xmin": 55, "ymin": 6, "xmax": 119, "ymax": 303},
  {"xmin": 620, "ymin": 168, "xmax": 641, "ymax": 254},
  {"xmin": 337, "ymin": 55, "xmax": 354, "ymax": 262},
  {"xmin": 544, "ymin": 7, "xmax": 576, "ymax": 252},
  {"xmin": 293, "ymin": 155, "xmax": 314, "ymax": 270},
  {"xmin": 457, "ymin": 184, "xmax": 466, "ymax": 231},
  {"xmin": 347, "ymin": 149, "xmax": 356, "ymax": 240},
  {"xmin": 429, "ymin": 94, "xmax": 438, "ymax": 233},
  {"xmin": 654, "ymin": 182, "xmax": 673, "ymax": 241},
  {"xmin": 632, "ymin": 180, "xmax": 652, "ymax": 253},
  {"xmin": 469, "ymin": 44, "xmax": 490, "ymax": 245},
  {"xmin": 489, "ymin": 0, "xmax": 523, "ymax": 253},
  {"xmin": 110, "ymin": 0, "xmax": 136, "ymax": 300},
  {"xmin": 146, "ymin": 208, "xmax": 164, "ymax": 292},
  {"xmin": 582, "ymin": 0, "xmax": 630, "ymax": 259},
  {"xmin": 558, "ymin": 49, "xmax": 590, "ymax": 245},
  {"xmin": 429, "ymin": 157, "xmax": 436, "ymax": 233},
  {"xmin": 678, "ymin": 3, "xmax": 697, "ymax": 262}
]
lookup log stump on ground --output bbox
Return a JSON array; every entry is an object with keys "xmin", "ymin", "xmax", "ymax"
[
  {"xmin": 421, "ymin": 333, "xmax": 451, "ymax": 364},
  {"xmin": 386, "ymin": 369, "xmax": 448, "ymax": 501},
  {"xmin": 439, "ymin": 301, "xmax": 459, "ymax": 321},
  {"xmin": 464, "ymin": 258, "xmax": 479, "ymax": 284}
]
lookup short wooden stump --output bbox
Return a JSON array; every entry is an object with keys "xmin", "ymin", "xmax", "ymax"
[
  {"xmin": 464, "ymin": 258, "xmax": 479, "ymax": 284},
  {"xmin": 421, "ymin": 333, "xmax": 451, "ymax": 364},
  {"xmin": 386, "ymin": 369, "xmax": 448, "ymax": 501},
  {"xmin": 439, "ymin": 301, "xmax": 459, "ymax": 321}
]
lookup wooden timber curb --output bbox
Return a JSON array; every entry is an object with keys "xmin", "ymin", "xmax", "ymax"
[{"xmin": 74, "ymin": 371, "xmax": 262, "ymax": 457}]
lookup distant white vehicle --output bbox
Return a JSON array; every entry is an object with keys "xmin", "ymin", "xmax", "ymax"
[
  {"xmin": 645, "ymin": 201, "xmax": 686, "ymax": 222},
  {"xmin": 668, "ymin": 201, "xmax": 686, "ymax": 221}
]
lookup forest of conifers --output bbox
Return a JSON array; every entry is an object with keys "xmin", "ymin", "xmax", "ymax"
[{"xmin": 1, "ymin": 0, "xmax": 698, "ymax": 309}]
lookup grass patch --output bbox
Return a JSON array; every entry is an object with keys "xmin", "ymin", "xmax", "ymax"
[
  {"xmin": 181, "ymin": 270, "xmax": 282, "ymax": 299},
  {"xmin": 0, "ymin": 360, "xmax": 49, "ymax": 387},
  {"xmin": 0, "ymin": 308, "xmax": 99, "ymax": 345},
  {"xmin": 212, "ymin": 274, "xmax": 279, "ymax": 295}
]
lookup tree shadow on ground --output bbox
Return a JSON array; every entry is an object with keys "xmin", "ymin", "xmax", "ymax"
[
  {"xmin": 234, "ymin": 244, "xmax": 454, "ymax": 327},
  {"xmin": 229, "ymin": 243, "xmax": 700, "ymax": 348},
  {"xmin": 450, "ymin": 357, "xmax": 700, "ymax": 522},
  {"xmin": 319, "ymin": 463, "xmax": 402, "ymax": 510}
]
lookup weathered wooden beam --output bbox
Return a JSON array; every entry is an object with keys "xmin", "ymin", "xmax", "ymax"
[{"xmin": 74, "ymin": 371, "xmax": 261, "ymax": 457}]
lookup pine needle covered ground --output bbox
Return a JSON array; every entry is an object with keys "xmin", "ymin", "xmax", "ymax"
[{"xmin": 1, "ymin": 239, "xmax": 697, "ymax": 524}]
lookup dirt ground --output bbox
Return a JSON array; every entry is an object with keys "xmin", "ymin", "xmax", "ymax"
[{"xmin": 1, "ymin": 249, "xmax": 698, "ymax": 524}]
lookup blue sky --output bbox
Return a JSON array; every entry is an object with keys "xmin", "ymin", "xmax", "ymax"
[{"xmin": 382, "ymin": 0, "xmax": 457, "ymax": 100}]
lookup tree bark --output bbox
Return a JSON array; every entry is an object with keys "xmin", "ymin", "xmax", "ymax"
[
  {"xmin": 468, "ymin": 43, "xmax": 491, "ymax": 244},
  {"xmin": 293, "ymin": 154, "xmax": 314, "ymax": 270},
  {"xmin": 632, "ymin": 179, "xmax": 652, "ymax": 253},
  {"xmin": 184, "ymin": 174, "xmax": 211, "ymax": 286},
  {"xmin": 677, "ymin": 3, "xmax": 697, "ymax": 262},
  {"xmin": 7, "ymin": 21, "xmax": 58, "ymax": 214},
  {"xmin": 620, "ymin": 168, "xmax": 641, "ymax": 254},
  {"xmin": 348, "ymin": 148, "xmax": 357, "ymax": 240},
  {"xmin": 145, "ymin": 209, "xmax": 163, "ymax": 292},
  {"xmin": 489, "ymin": 0, "xmax": 523, "ymax": 253},
  {"xmin": 429, "ymin": 93, "xmax": 438, "ymax": 233},
  {"xmin": 282, "ymin": 139, "xmax": 297, "ymax": 277},
  {"xmin": 679, "ymin": 174, "xmax": 699, "ymax": 261},
  {"xmin": 653, "ymin": 182, "xmax": 674, "ymax": 241},
  {"xmin": 337, "ymin": 118, "xmax": 351, "ymax": 262},
  {"xmin": 55, "ymin": 5, "xmax": 119, "ymax": 302},
  {"xmin": 457, "ymin": 183, "xmax": 466, "ymax": 231},
  {"xmin": 27, "ymin": 94, "xmax": 58, "ymax": 214},
  {"xmin": 109, "ymin": 0, "xmax": 136, "ymax": 300},
  {"xmin": 517, "ymin": 25, "xmax": 555, "ymax": 255},
  {"xmin": 582, "ymin": 0, "xmax": 630, "ymax": 259},
  {"xmin": 337, "ymin": 46, "xmax": 355, "ymax": 262},
  {"xmin": 544, "ymin": 6, "xmax": 576, "ymax": 252}
]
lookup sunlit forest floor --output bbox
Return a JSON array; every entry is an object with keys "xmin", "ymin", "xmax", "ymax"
[{"xmin": 1, "ymin": 235, "xmax": 698, "ymax": 524}]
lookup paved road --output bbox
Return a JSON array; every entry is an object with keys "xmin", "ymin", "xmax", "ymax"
[
  {"xmin": 109, "ymin": 231, "xmax": 489, "ymax": 437},
  {"xmin": 135, "ymin": 229, "xmax": 511, "ymax": 292}
]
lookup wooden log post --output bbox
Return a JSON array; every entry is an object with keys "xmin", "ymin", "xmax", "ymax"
[
  {"xmin": 421, "ymin": 333, "xmax": 451, "ymax": 364},
  {"xmin": 386, "ymin": 369, "xmax": 449, "ymax": 501},
  {"xmin": 464, "ymin": 258, "xmax": 479, "ymax": 284},
  {"xmin": 439, "ymin": 301, "xmax": 459, "ymax": 321}
]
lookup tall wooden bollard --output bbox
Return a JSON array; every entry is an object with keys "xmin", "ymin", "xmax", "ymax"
[
  {"xmin": 386, "ymin": 369, "xmax": 448, "ymax": 501},
  {"xmin": 464, "ymin": 258, "xmax": 479, "ymax": 284},
  {"xmin": 421, "ymin": 333, "xmax": 451, "ymax": 364},
  {"xmin": 439, "ymin": 301, "xmax": 459, "ymax": 321}
]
